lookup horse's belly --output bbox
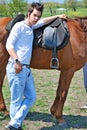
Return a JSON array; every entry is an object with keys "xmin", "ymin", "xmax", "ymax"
[{"xmin": 30, "ymin": 47, "xmax": 52, "ymax": 69}]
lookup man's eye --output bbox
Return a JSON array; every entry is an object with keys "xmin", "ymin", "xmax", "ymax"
[{"xmin": 34, "ymin": 14, "xmax": 40, "ymax": 18}]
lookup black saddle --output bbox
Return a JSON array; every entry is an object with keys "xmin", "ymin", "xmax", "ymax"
[{"xmin": 33, "ymin": 18, "xmax": 70, "ymax": 69}]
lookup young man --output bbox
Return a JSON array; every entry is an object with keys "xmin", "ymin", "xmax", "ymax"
[
  {"xmin": 80, "ymin": 63, "xmax": 87, "ymax": 109},
  {"xmin": 6, "ymin": 2, "xmax": 66, "ymax": 130}
]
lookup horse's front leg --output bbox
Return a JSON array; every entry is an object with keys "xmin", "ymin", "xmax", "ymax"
[{"xmin": 50, "ymin": 69, "xmax": 74, "ymax": 124}]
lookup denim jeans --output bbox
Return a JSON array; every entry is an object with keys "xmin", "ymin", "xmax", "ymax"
[
  {"xmin": 83, "ymin": 63, "xmax": 87, "ymax": 92},
  {"xmin": 6, "ymin": 62, "xmax": 36, "ymax": 128}
]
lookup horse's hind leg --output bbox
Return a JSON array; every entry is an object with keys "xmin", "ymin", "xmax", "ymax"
[
  {"xmin": 0, "ymin": 79, "xmax": 9, "ymax": 115},
  {"xmin": 50, "ymin": 69, "xmax": 74, "ymax": 124},
  {"xmin": 0, "ymin": 67, "xmax": 9, "ymax": 118}
]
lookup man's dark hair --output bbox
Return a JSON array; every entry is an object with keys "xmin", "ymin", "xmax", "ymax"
[{"xmin": 26, "ymin": 2, "xmax": 44, "ymax": 17}]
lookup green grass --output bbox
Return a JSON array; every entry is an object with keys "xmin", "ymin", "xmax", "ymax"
[
  {"xmin": 42, "ymin": 7, "xmax": 87, "ymax": 18},
  {"xmin": 1, "ymin": 69, "xmax": 87, "ymax": 130}
]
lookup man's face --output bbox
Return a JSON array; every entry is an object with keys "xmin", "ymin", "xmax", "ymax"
[{"xmin": 28, "ymin": 8, "xmax": 41, "ymax": 25}]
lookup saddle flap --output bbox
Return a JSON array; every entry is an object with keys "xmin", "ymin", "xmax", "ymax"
[
  {"xmin": 41, "ymin": 19, "xmax": 70, "ymax": 50},
  {"xmin": 42, "ymin": 26, "xmax": 56, "ymax": 49}
]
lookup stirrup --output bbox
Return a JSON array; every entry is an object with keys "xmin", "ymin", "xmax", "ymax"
[{"xmin": 50, "ymin": 57, "xmax": 59, "ymax": 69}]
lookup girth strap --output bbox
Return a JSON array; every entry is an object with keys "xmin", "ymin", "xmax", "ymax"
[{"xmin": 50, "ymin": 27, "xmax": 59, "ymax": 69}]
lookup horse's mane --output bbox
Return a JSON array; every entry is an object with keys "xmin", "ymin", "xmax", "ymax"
[
  {"xmin": 74, "ymin": 16, "xmax": 87, "ymax": 20},
  {"xmin": 74, "ymin": 16, "xmax": 87, "ymax": 32},
  {"xmin": 67, "ymin": 16, "xmax": 87, "ymax": 32}
]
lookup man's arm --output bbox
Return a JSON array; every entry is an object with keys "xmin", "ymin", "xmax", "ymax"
[
  {"xmin": 42, "ymin": 14, "xmax": 66, "ymax": 25},
  {"xmin": 6, "ymin": 24, "xmax": 22, "ymax": 73}
]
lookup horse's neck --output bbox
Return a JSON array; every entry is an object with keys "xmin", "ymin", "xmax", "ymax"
[{"xmin": 67, "ymin": 19, "xmax": 80, "ymax": 31}]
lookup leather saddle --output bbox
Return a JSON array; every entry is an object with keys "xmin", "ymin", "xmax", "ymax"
[{"xmin": 33, "ymin": 18, "xmax": 70, "ymax": 69}]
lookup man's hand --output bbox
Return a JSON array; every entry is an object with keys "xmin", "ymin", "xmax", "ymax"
[
  {"xmin": 58, "ymin": 14, "xmax": 67, "ymax": 19},
  {"xmin": 14, "ymin": 61, "xmax": 22, "ymax": 73}
]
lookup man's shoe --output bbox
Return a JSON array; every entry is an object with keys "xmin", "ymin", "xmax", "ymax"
[
  {"xmin": 80, "ymin": 105, "xmax": 87, "ymax": 110},
  {"xmin": 18, "ymin": 127, "xmax": 23, "ymax": 130},
  {"xmin": 5, "ymin": 125, "xmax": 18, "ymax": 130}
]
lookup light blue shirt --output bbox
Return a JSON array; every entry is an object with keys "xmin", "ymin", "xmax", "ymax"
[{"xmin": 6, "ymin": 19, "xmax": 44, "ymax": 64}]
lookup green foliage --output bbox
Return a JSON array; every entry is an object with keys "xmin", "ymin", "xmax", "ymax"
[
  {"xmin": 0, "ymin": 4, "xmax": 5, "ymax": 17},
  {"xmin": 0, "ymin": 1, "xmax": 87, "ymax": 18},
  {"xmin": 64, "ymin": 8, "xmax": 87, "ymax": 18},
  {"xmin": 64, "ymin": 0, "xmax": 78, "ymax": 11},
  {"xmin": 42, "ymin": 2, "xmax": 60, "ymax": 16},
  {"xmin": 42, "ymin": 4, "xmax": 87, "ymax": 18},
  {"xmin": 83, "ymin": 0, "xmax": 87, "ymax": 8},
  {"xmin": 0, "ymin": 0, "xmax": 28, "ymax": 17},
  {"xmin": 8, "ymin": 0, "xmax": 28, "ymax": 17}
]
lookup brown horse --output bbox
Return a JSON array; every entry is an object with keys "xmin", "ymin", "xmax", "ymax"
[{"xmin": 0, "ymin": 16, "xmax": 87, "ymax": 126}]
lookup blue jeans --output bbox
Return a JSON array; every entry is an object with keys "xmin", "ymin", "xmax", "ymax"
[
  {"xmin": 6, "ymin": 62, "xmax": 36, "ymax": 128},
  {"xmin": 83, "ymin": 63, "xmax": 87, "ymax": 92}
]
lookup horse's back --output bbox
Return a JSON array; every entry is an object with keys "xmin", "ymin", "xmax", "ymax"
[{"xmin": 0, "ymin": 17, "xmax": 11, "ymax": 26}]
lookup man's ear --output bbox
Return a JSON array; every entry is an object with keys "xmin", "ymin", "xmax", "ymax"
[{"xmin": 28, "ymin": 12, "xmax": 31, "ymax": 17}]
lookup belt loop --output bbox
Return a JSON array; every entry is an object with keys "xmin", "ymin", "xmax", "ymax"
[{"xmin": 22, "ymin": 64, "xmax": 30, "ymax": 69}]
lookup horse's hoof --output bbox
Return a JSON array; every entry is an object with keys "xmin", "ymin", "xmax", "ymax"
[
  {"xmin": 58, "ymin": 122, "xmax": 69, "ymax": 128},
  {"xmin": 4, "ymin": 110, "xmax": 9, "ymax": 116}
]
